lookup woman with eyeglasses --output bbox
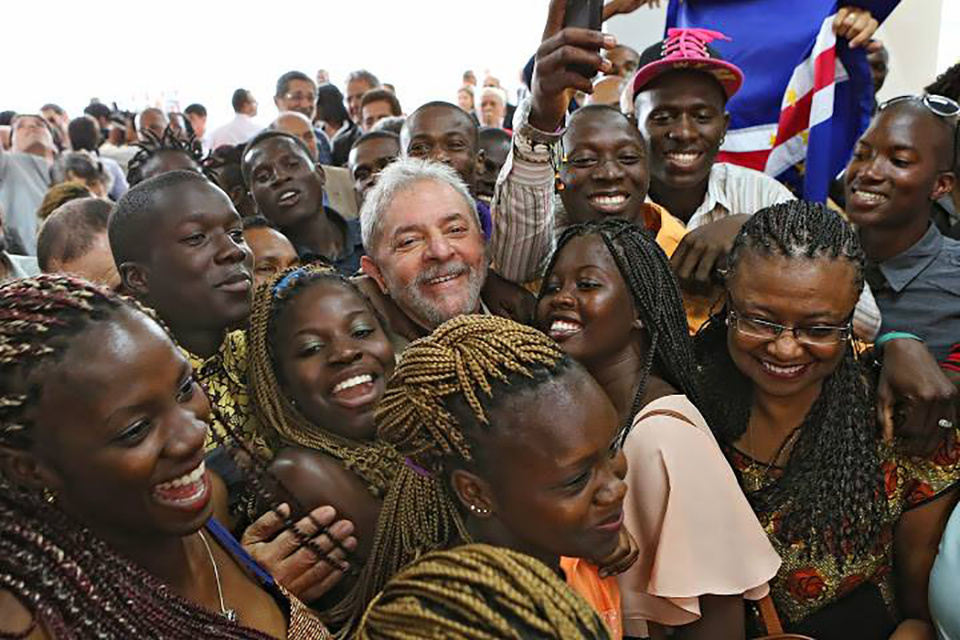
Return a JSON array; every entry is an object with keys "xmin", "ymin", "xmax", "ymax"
[{"xmin": 695, "ymin": 201, "xmax": 960, "ymax": 640}]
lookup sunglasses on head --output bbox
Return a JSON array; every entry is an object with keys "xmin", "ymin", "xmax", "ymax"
[{"xmin": 878, "ymin": 94, "xmax": 960, "ymax": 172}]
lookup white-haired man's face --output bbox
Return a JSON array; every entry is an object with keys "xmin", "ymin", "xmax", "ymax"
[{"xmin": 361, "ymin": 180, "xmax": 487, "ymax": 330}]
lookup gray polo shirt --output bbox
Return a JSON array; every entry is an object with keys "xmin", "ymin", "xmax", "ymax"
[
  {"xmin": 870, "ymin": 223, "xmax": 960, "ymax": 363},
  {"xmin": 0, "ymin": 153, "xmax": 51, "ymax": 256}
]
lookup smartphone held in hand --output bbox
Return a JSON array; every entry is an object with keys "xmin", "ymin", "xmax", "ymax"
[{"xmin": 564, "ymin": 0, "xmax": 604, "ymax": 79}]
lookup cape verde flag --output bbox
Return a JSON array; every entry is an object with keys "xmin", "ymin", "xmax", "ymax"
[{"xmin": 666, "ymin": 0, "xmax": 899, "ymax": 202}]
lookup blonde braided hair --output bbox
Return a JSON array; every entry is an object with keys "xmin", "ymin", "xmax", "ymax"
[
  {"xmin": 376, "ymin": 313, "xmax": 566, "ymax": 469},
  {"xmin": 330, "ymin": 314, "xmax": 568, "ymax": 636},
  {"xmin": 247, "ymin": 263, "xmax": 401, "ymax": 497},
  {"xmin": 356, "ymin": 544, "xmax": 611, "ymax": 640}
]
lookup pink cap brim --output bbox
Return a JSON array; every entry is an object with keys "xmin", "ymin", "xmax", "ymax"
[{"xmin": 631, "ymin": 58, "xmax": 744, "ymax": 102}]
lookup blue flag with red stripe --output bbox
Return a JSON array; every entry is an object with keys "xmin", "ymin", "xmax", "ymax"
[{"xmin": 666, "ymin": 0, "xmax": 899, "ymax": 202}]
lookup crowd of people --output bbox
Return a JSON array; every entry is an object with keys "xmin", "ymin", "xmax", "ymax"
[{"xmin": 1, "ymin": 0, "xmax": 960, "ymax": 638}]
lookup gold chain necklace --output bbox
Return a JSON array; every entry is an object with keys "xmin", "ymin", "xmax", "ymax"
[{"xmin": 743, "ymin": 422, "xmax": 803, "ymax": 493}]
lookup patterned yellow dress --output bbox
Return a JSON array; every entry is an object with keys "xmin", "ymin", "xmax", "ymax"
[
  {"xmin": 183, "ymin": 330, "xmax": 271, "ymax": 459},
  {"xmin": 728, "ymin": 430, "xmax": 960, "ymax": 637}
]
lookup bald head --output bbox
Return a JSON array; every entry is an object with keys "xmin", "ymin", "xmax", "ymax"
[
  {"xmin": 38, "ymin": 197, "xmax": 119, "ymax": 289},
  {"xmin": 880, "ymin": 99, "xmax": 957, "ymax": 170},
  {"xmin": 270, "ymin": 111, "xmax": 319, "ymax": 161}
]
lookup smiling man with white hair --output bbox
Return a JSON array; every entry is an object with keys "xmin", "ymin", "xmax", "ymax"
[{"xmin": 359, "ymin": 157, "xmax": 488, "ymax": 332}]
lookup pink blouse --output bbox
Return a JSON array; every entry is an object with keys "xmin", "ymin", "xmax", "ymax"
[{"xmin": 616, "ymin": 394, "xmax": 781, "ymax": 637}]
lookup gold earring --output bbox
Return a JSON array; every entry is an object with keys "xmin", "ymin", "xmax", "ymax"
[{"xmin": 42, "ymin": 487, "xmax": 57, "ymax": 504}]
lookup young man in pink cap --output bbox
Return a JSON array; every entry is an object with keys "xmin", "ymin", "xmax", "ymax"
[{"xmin": 631, "ymin": 28, "xmax": 794, "ymax": 301}]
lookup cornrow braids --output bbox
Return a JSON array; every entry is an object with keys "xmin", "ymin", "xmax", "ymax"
[
  {"xmin": 540, "ymin": 218, "xmax": 714, "ymax": 436},
  {"xmin": 127, "ymin": 124, "xmax": 204, "ymax": 186},
  {"xmin": 0, "ymin": 275, "xmax": 284, "ymax": 639},
  {"xmin": 695, "ymin": 200, "xmax": 884, "ymax": 563},
  {"xmin": 328, "ymin": 315, "xmax": 569, "ymax": 637},
  {"xmin": 356, "ymin": 544, "xmax": 612, "ymax": 640},
  {"xmin": 247, "ymin": 263, "xmax": 401, "ymax": 497}
]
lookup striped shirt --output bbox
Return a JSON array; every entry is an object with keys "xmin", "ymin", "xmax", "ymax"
[{"xmin": 488, "ymin": 106, "xmax": 881, "ymax": 340}]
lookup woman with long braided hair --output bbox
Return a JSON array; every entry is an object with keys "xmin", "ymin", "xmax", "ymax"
[
  {"xmin": 357, "ymin": 544, "xmax": 611, "ymax": 640},
  {"xmin": 695, "ymin": 201, "xmax": 960, "ymax": 639},
  {"xmin": 0, "ymin": 275, "xmax": 330, "ymax": 639},
  {"xmin": 536, "ymin": 218, "xmax": 779, "ymax": 640},
  {"xmin": 332, "ymin": 314, "xmax": 636, "ymax": 638},
  {"xmin": 247, "ymin": 263, "xmax": 402, "ymax": 601}
]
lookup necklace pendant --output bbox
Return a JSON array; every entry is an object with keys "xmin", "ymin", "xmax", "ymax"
[
  {"xmin": 222, "ymin": 609, "xmax": 239, "ymax": 623},
  {"xmin": 743, "ymin": 468, "xmax": 765, "ymax": 493}
]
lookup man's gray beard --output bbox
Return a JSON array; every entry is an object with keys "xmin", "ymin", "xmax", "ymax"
[{"xmin": 384, "ymin": 258, "xmax": 488, "ymax": 331}]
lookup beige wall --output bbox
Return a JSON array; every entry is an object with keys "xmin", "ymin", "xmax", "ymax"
[
  {"xmin": 876, "ymin": 0, "xmax": 946, "ymax": 102},
  {"xmin": 939, "ymin": 0, "xmax": 960, "ymax": 75},
  {"xmin": 605, "ymin": 4, "xmax": 668, "ymax": 55}
]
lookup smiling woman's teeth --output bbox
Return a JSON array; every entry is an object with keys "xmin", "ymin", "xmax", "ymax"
[
  {"xmin": 333, "ymin": 374, "xmax": 373, "ymax": 395},
  {"xmin": 155, "ymin": 461, "xmax": 205, "ymax": 490},
  {"xmin": 278, "ymin": 191, "xmax": 297, "ymax": 204},
  {"xmin": 550, "ymin": 320, "xmax": 582, "ymax": 337},
  {"xmin": 761, "ymin": 361, "xmax": 806, "ymax": 376},
  {"xmin": 152, "ymin": 461, "xmax": 208, "ymax": 508}
]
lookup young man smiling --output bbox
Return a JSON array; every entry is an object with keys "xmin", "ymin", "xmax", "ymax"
[
  {"xmin": 845, "ymin": 96, "xmax": 960, "ymax": 365},
  {"xmin": 108, "ymin": 171, "xmax": 260, "ymax": 449}
]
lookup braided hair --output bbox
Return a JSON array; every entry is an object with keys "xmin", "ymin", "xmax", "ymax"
[
  {"xmin": 694, "ymin": 201, "xmax": 884, "ymax": 563},
  {"xmin": 0, "ymin": 275, "xmax": 281, "ymax": 639},
  {"xmin": 540, "ymin": 218, "xmax": 712, "ymax": 434},
  {"xmin": 127, "ymin": 124, "xmax": 203, "ymax": 186},
  {"xmin": 329, "ymin": 315, "xmax": 570, "ymax": 637},
  {"xmin": 247, "ymin": 263, "xmax": 401, "ymax": 497},
  {"xmin": 356, "ymin": 544, "xmax": 611, "ymax": 640}
]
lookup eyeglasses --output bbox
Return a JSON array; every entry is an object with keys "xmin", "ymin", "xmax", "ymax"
[
  {"xmin": 726, "ymin": 308, "xmax": 853, "ymax": 346},
  {"xmin": 878, "ymin": 94, "xmax": 960, "ymax": 171},
  {"xmin": 283, "ymin": 92, "xmax": 316, "ymax": 103}
]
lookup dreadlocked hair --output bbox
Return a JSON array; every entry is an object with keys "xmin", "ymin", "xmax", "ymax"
[
  {"xmin": 540, "ymin": 218, "xmax": 714, "ymax": 436},
  {"xmin": 356, "ymin": 544, "xmax": 611, "ymax": 640},
  {"xmin": 694, "ymin": 200, "xmax": 885, "ymax": 564},
  {"xmin": 327, "ymin": 315, "xmax": 569, "ymax": 637},
  {"xmin": 127, "ymin": 124, "xmax": 203, "ymax": 186},
  {"xmin": 0, "ymin": 275, "xmax": 286, "ymax": 639},
  {"xmin": 247, "ymin": 263, "xmax": 402, "ymax": 497}
]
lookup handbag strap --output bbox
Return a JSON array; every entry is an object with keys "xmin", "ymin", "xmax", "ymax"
[
  {"xmin": 636, "ymin": 408, "xmax": 697, "ymax": 428},
  {"xmin": 758, "ymin": 594, "xmax": 785, "ymax": 634}
]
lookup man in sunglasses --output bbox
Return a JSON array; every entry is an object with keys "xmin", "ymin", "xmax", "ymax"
[{"xmin": 845, "ymin": 94, "xmax": 960, "ymax": 365}]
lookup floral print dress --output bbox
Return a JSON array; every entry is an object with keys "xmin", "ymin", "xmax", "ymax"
[{"xmin": 727, "ymin": 430, "xmax": 960, "ymax": 630}]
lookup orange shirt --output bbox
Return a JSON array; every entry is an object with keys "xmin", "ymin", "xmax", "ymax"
[
  {"xmin": 641, "ymin": 202, "xmax": 718, "ymax": 334},
  {"xmin": 561, "ymin": 556, "xmax": 623, "ymax": 639}
]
